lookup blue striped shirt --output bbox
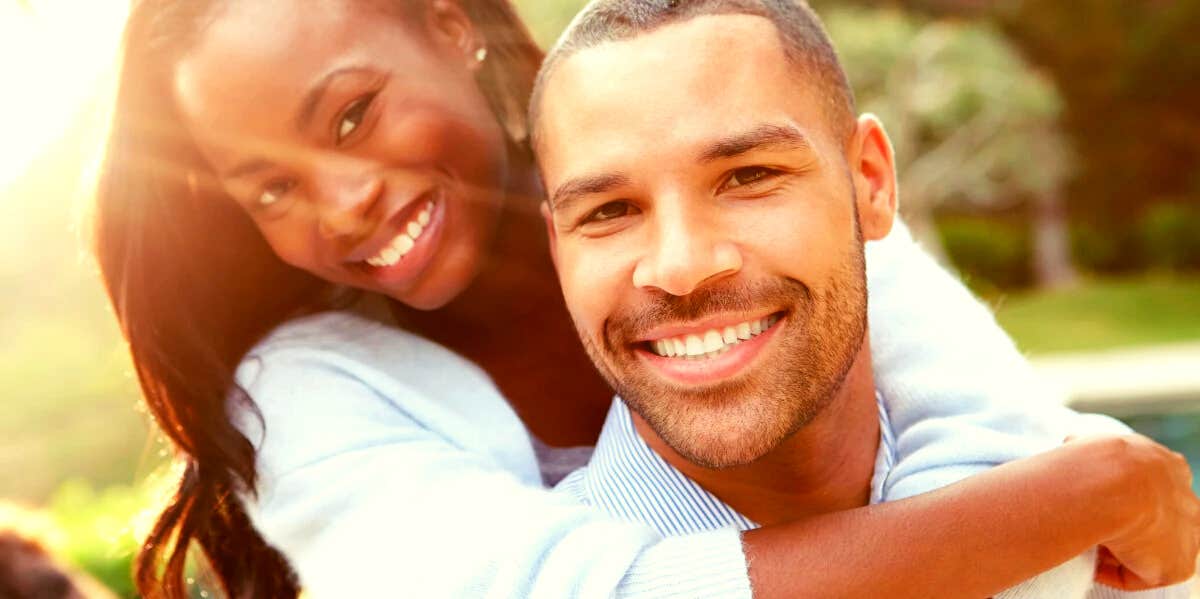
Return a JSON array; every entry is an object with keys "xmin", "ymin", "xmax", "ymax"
[
  {"xmin": 555, "ymin": 393, "xmax": 896, "ymax": 533},
  {"xmin": 555, "ymin": 394, "xmax": 1188, "ymax": 599}
]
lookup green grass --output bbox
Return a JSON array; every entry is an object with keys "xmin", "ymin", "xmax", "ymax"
[{"xmin": 993, "ymin": 275, "xmax": 1200, "ymax": 354}]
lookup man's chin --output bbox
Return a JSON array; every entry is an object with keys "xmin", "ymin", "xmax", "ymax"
[
  {"xmin": 632, "ymin": 393, "xmax": 796, "ymax": 470},
  {"xmin": 669, "ymin": 432, "xmax": 780, "ymax": 470}
]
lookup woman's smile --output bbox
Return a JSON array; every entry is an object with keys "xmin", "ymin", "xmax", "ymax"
[{"xmin": 347, "ymin": 186, "xmax": 446, "ymax": 289}]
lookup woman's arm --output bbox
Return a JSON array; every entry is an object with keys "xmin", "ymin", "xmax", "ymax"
[
  {"xmin": 744, "ymin": 434, "xmax": 1198, "ymax": 599},
  {"xmin": 860, "ymin": 219, "xmax": 1194, "ymax": 597}
]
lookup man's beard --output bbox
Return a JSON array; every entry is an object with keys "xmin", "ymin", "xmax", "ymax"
[{"xmin": 577, "ymin": 233, "xmax": 869, "ymax": 470}]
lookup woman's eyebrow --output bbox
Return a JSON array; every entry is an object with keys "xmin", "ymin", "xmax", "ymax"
[
  {"xmin": 222, "ymin": 157, "xmax": 273, "ymax": 180},
  {"xmin": 293, "ymin": 65, "xmax": 376, "ymax": 132}
]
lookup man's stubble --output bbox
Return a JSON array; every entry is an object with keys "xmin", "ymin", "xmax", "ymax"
[{"xmin": 576, "ymin": 219, "xmax": 870, "ymax": 469}]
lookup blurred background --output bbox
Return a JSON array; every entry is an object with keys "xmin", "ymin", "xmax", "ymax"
[{"xmin": 1, "ymin": 0, "xmax": 1197, "ymax": 596}]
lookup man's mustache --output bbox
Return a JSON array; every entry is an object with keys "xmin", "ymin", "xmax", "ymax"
[{"xmin": 605, "ymin": 278, "xmax": 812, "ymax": 345}]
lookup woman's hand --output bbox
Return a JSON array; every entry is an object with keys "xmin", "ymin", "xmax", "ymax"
[{"xmin": 1070, "ymin": 434, "xmax": 1200, "ymax": 589}]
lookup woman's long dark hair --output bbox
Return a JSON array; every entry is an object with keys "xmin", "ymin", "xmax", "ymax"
[{"xmin": 93, "ymin": 1, "xmax": 544, "ymax": 597}]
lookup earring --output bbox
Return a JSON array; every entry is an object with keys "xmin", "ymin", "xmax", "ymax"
[{"xmin": 474, "ymin": 46, "xmax": 488, "ymax": 63}]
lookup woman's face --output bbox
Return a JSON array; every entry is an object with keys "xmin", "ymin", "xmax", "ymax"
[{"xmin": 174, "ymin": 0, "xmax": 510, "ymax": 309}]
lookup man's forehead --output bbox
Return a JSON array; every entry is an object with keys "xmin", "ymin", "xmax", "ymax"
[
  {"xmin": 544, "ymin": 14, "xmax": 789, "ymax": 116},
  {"xmin": 538, "ymin": 14, "xmax": 827, "ymax": 183}
]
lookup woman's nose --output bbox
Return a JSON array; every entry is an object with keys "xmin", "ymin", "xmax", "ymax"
[{"xmin": 311, "ymin": 169, "xmax": 384, "ymax": 240}]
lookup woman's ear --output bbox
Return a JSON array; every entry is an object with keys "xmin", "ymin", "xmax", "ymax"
[
  {"xmin": 427, "ymin": 0, "xmax": 483, "ymax": 71},
  {"xmin": 848, "ymin": 114, "xmax": 898, "ymax": 241}
]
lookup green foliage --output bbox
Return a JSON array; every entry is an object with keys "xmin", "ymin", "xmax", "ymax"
[
  {"xmin": 842, "ymin": 0, "xmax": 1200, "ymax": 236},
  {"xmin": 994, "ymin": 275, "xmax": 1200, "ymax": 354},
  {"xmin": 39, "ymin": 477, "xmax": 172, "ymax": 598},
  {"xmin": 1070, "ymin": 202, "xmax": 1200, "ymax": 275},
  {"xmin": 822, "ymin": 6, "xmax": 1070, "ymax": 220},
  {"xmin": 36, "ymin": 474, "xmax": 223, "ymax": 599},
  {"xmin": 937, "ymin": 217, "xmax": 1032, "ymax": 292},
  {"xmin": 1070, "ymin": 222, "xmax": 1144, "ymax": 274},
  {"xmin": 514, "ymin": 0, "xmax": 586, "ymax": 47},
  {"xmin": 1139, "ymin": 202, "xmax": 1200, "ymax": 272}
]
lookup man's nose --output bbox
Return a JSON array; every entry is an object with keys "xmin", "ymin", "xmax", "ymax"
[
  {"xmin": 310, "ymin": 165, "xmax": 384, "ymax": 240},
  {"xmin": 632, "ymin": 199, "xmax": 742, "ymax": 296}
]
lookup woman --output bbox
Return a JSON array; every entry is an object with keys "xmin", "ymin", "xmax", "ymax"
[{"xmin": 94, "ymin": 0, "xmax": 1195, "ymax": 597}]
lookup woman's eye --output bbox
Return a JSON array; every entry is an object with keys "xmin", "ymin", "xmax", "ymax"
[
  {"xmin": 336, "ymin": 93, "xmax": 377, "ymax": 144},
  {"xmin": 725, "ymin": 166, "xmax": 776, "ymax": 190},
  {"xmin": 256, "ymin": 180, "xmax": 296, "ymax": 210},
  {"xmin": 584, "ymin": 201, "xmax": 635, "ymax": 224}
]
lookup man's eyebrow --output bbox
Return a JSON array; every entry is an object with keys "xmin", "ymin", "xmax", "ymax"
[
  {"xmin": 549, "ymin": 172, "xmax": 632, "ymax": 212},
  {"xmin": 294, "ymin": 65, "xmax": 375, "ymax": 132},
  {"xmin": 699, "ymin": 124, "xmax": 813, "ymax": 163}
]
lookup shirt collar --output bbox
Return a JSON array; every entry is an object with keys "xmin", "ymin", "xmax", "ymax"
[{"xmin": 576, "ymin": 393, "xmax": 896, "ymax": 536}]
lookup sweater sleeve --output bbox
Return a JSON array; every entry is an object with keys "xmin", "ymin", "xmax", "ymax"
[
  {"xmin": 231, "ymin": 315, "xmax": 751, "ymax": 599},
  {"xmin": 865, "ymin": 219, "xmax": 1074, "ymax": 501},
  {"xmin": 865, "ymin": 223, "xmax": 1192, "ymax": 598}
]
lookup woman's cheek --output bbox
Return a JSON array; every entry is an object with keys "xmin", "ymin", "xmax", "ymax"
[{"xmin": 261, "ymin": 227, "xmax": 322, "ymax": 274}]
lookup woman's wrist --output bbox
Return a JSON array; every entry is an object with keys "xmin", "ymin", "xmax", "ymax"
[{"xmin": 1075, "ymin": 436, "xmax": 1150, "ymax": 541}]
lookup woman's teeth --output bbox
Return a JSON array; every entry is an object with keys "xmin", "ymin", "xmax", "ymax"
[
  {"xmin": 365, "ymin": 201, "xmax": 434, "ymax": 268},
  {"xmin": 649, "ymin": 314, "xmax": 780, "ymax": 360}
]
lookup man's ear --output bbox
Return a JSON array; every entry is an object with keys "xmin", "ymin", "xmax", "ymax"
[
  {"xmin": 427, "ymin": 0, "xmax": 482, "ymax": 71},
  {"xmin": 847, "ymin": 114, "xmax": 898, "ymax": 241},
  {"xmin": 540, "ymin": 201, "xmax": 560, "ymax": 268}
]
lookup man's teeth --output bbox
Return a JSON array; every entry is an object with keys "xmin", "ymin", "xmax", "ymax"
[
  {"xmin": 365, "ymin": 201, "xmax": 434, "ymax": 268},
  {"xmin": 650, "ymin": 314, "xmax": 780, "ymax": 359}
]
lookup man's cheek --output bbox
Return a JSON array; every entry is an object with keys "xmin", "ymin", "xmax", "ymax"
[
  {"xmin": 559, "ymin": 253, "xmax": 596, "ymax": 320},
  {"xmin": 567, "ymin": 257, "xmax": 615, "ymax": 334}
]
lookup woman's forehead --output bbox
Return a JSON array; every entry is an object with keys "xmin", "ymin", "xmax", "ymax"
[
  {"xmin": 178, "ymin": 0, "xmax": 375, "ymax": 90},
  {"xmin": 170, "ymin": 0, "xmax": 425, "ymax": 168}
]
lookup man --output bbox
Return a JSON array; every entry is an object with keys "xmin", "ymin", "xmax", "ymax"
[{"xmin": 530, "ymin": 0, "xmax": 1197, "ymax": 596}]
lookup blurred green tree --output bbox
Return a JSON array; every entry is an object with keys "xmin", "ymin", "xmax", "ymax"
[
  {"xmin": 821, "ymin": 7, "xmax": 1076, "ymax": 286},
  {"xmin": 841, "ymin": 0, "xmax": 1200, "ymax": 269}
]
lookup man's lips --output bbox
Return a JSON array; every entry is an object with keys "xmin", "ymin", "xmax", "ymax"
[
  {"xmin": 632, "ymin": 312, "xmax": 786, "ymax": 385},
  {"xmin": 636, "ymin": 310, "xmax": 782, "ymax": 343}
]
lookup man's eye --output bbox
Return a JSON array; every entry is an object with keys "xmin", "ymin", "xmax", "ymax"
[
  {"xmin": 336, "ymin": 92, "xmax": 377, "ymax": 144},
  {"xmin": 583, "ymin": 201, "xmax": 635, "ymax": 224},
  {"xmin": 724, "ymin": 166, "xmax": 777, "ymax": 190}
]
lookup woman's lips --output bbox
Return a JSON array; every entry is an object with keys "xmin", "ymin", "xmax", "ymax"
[{"xmin": 354, "ymin": 187, "xmax": 446, "ymax": 288}]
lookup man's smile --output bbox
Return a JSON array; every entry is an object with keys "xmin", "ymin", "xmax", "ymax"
[{"xmin": 631, "ymin": 311, "xmax": 787, "ymax": 386}]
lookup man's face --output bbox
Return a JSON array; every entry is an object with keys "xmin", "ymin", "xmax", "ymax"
[{"xmin": 537, "ymin": 15, "xmax": 896, "ymax": 468}]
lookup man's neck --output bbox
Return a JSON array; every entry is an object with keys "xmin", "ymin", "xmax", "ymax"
[{"xmin": 634, "ymin": 341, "xmax": 881, "ymax": 526}]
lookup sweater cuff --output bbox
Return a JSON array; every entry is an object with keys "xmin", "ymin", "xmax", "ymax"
[{"xmin": 618, "ymin": 526, "xmax": 752, "ymax": 599}]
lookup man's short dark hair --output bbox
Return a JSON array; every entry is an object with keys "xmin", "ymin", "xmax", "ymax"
[{"xmin": 528, "ymin": 0, "xmax": 857, "ymax": 151}]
